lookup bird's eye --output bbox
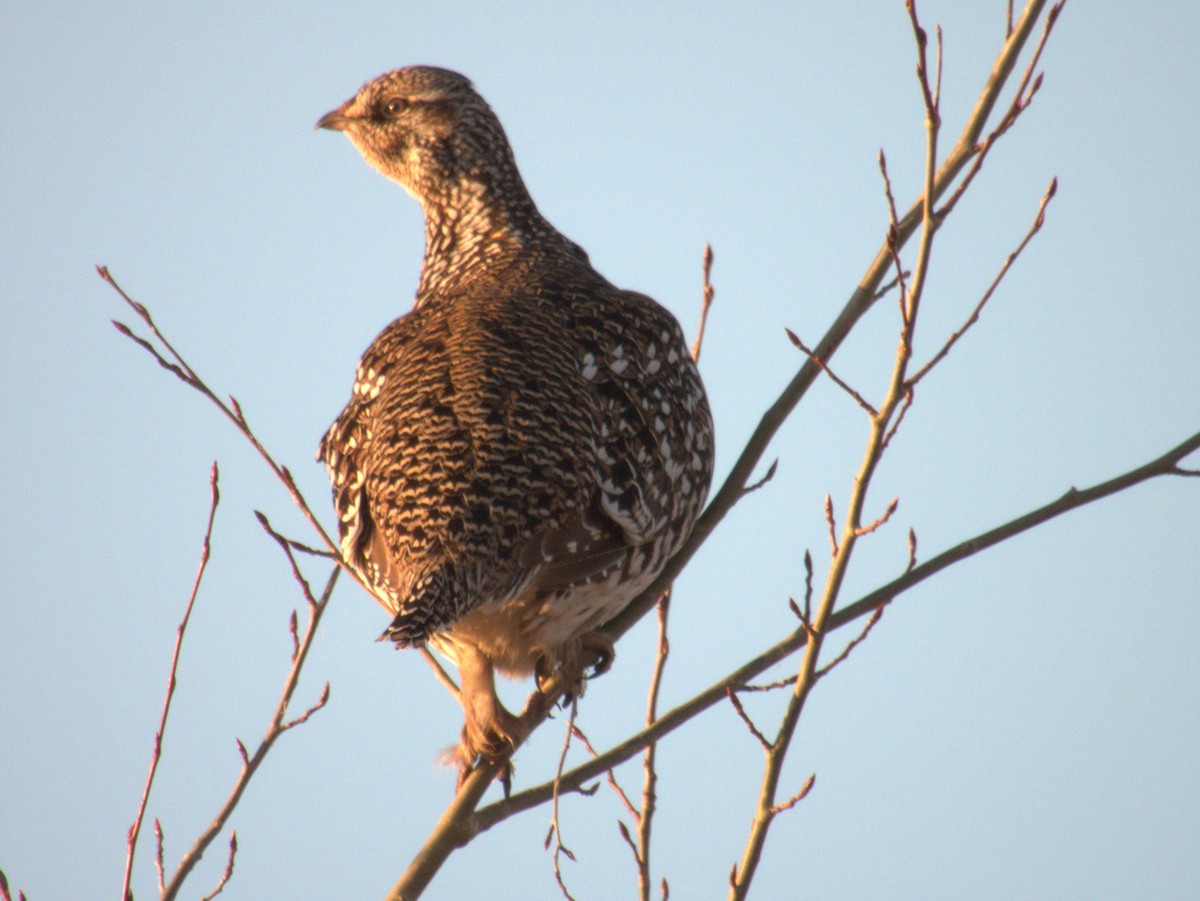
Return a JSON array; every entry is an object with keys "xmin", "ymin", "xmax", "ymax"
[{"xmin": 383, "ymin": 97, "xmax": 410, "ymax": 116}]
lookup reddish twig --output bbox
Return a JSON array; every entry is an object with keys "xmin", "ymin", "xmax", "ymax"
[
  {"xmin": 159, "ymin": 567, "xmax": 338, "ymax": 901},
  {"xmin": 420, "ymin": 648, "xmax": 461, "ymax": 699},
  {"xmin": 545, "ymin": 699, "xmax": 581, "ymax": 901},
  {"xmin": 0, "ymin": 868, "xmax": 27, "ymax": 901},
  {"xmin": 617, "ymin": 819, "xmax": 643, "ymax": 872},
  {"xmin": 636, "ymin": 592, "xmax": 671, "ymax": 900},
  {"xmin": 803, "ymin": 550, "xmax": 814, "ymax": 625},
  {"xmin": 571, "ymin": 724, "xmax": 637, "ymax": 817},
  {"xmin": 255, "ymin": 511, "xmax": 317, "ymax": 608},
  {"xmin": 815, "ymin": 605, "xmax": 886, "ymax": 680},
  {"xmin": 153, "ymin": 819, "xmax": 166, "ymax": 894},
  {"xmin": 692, "ymin": 243, "xmax": 716, "ymax": 363},
  {"xmin": 725, "ymin": 688, "xmax": 772, "ymax": 752},
  {"xmin": 97, "ymin": 267, "xmax": 370, "ymax": 599},
  {"xmin": 935, "ymin": 2, "xmax": 1066, "ymax": 221},
  {"xmin": 854, "ymin": 497, "xmax": 899, "ymax": 537},
  {"xmin": 878, "ymin": 151, "xmax": 911, "ymax": 326},
  {"xmin": 199, "ymin": 833, "xmax": 237, "ymax": 901},
  {"xmin": 881, "ymin": 385, "xmax": 914, "ymax": 450},
  {"xmin": 785, "ymin": 328, "xmax": 877, "ymax": 416},
  {"xmin": 122, "ymin": 462, "xmax": 220, "ymax": 901},
  {"xmin": 769, "ymin": 774, "xmax": 816, "ymax": 816},
  {"xmin": 824, "ymin": 495, "xmax": 838, "ymax": 556},
  {"xmin": 911, "ymin": 178, "xmax": 1057, "ymax": 385}
]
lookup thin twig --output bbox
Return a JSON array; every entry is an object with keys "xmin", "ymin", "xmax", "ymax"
[
  {"xmin": 740, "ymin": 459, "xmax": 779, "ymax": 498},
  {"xmin": 420, "ymin": 648, "xmax": 461, "ymax": 699},
  {"xmin": 122, "ymin": 462, "xmax": 220, "ymax": 901},
  {"xmin": 815, "ymin": 605, "xmax": 886, "ymax": 680},
  {"xmin": 154, "ymin": 820, "xmax": 166, "ymax": 895},
  {"xmin": 824, "ymin": 495, "xmax": 838, "ymax": 557},
  {"xmin": 854, "ymin": 497, "xmax": 899, "ymax": 537},
  {"xmin": 769, "ymin": 774, "xmax": 816, "ymax": 816},
  {"xmin": 911, "ymin": 177, "xmax": 1057, "ymax": 384},
  {"xmin": 255, "ymin": 511, "xmax": 318, "ymax": 608},
  {"xmin": 572, "ymin": 725, "xmax": 638, "ymax": 817},
  {"xmin": 617, "ymin": 820, "xmax": 643, "ymax": 875},
  {"xmin": 160, "ymin": 568, "xmax": 338, "ymax": 901},
  {"xmin": 739, "ymin": 675, "xmax": 796, "ymax": 694},
  {"xmin": 97, "ymin": 267, "xmax": 369, "ymax": 599},
  {"xmin": 199, "ymin": 833, "xmax": 237, "ymax": 901},
  {"xmin": 725, "ymin": 689, "xmax": 772, "ymax": 752},
  {"xmin": 0, "ymin": 868, "xmax": 26, "ymax": 901},
  {"xmin": 881, "ymin": 386, "xmax": 914, "ymax": 450},
  {"xmin": 637, "ymin": 593, "xmax": 671, "ymax": 901},
  {"xmin": 785, "ymin": 328, "xmax": 877, "ymax": 416},
  {"xmin": 545, "ymin": 699, "xmax": 580, "ymax": 901},
  {"xmin": 936, "ymin": 2, "xmax": 1066, "ymax": 221},
  {"xmin": 878, "ymin": 151, "xmax": 911, "ymax": 325},
  {"xmin": 803, "ymin": 550, "xmax": 814, "ymax": 625},
  {"xmin": 692, "ymin": 243, "xmax": 716, "ymax": 363}
]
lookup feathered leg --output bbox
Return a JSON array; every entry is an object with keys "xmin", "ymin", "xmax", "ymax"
[{"xmin": 452, "ymin": 645, "xmax": 528, "ymax": 784}]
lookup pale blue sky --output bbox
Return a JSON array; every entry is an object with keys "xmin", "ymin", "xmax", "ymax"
[{"xmin": 3, "ymin": 3, "xmax": 1199, "ymax": 899}]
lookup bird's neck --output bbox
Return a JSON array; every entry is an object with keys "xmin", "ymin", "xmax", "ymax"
[{"xmin": 415, "ymin": 177, "xmax": 552, "ymax": 305}]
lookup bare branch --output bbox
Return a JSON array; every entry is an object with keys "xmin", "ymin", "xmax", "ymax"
[
  {"xmin": 739, "ymin": 675, "xmax": 796, "ymax": 694},
  {"xmin": 470, "ymin": 427, "xmax": 1199, "ymax": 839},
  {"xmin": 123, "ymin": 462, "xmax": 220, "ymax": 901},
  {"xmin": 830, "ymin": 428, "xmax": 1200, "ymax": 631},
  {"xmin": 878, "ymin": 152, "xmax": 911, "ymax": 324},
  {"xmin": 288, "ymin": 610, "xmax": 300, "ymax": 663},
  {"xmin": 280, "ymin": 682, "xmax": 331, "ymax": 732}
]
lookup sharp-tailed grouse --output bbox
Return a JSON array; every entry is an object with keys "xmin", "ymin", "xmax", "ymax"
[{"xmin": 316, "ymin": 66, "xmax": 714, "ymax": 776}]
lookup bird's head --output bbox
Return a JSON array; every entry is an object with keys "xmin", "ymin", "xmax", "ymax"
[{"xmin": 317, "ymin": 66, "xmax": 523, "ymax": 211}]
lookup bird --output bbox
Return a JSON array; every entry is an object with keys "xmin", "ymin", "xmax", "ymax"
[{"xmin": 315, "ymin": 66, "xmax": 714, "ymax": 780}]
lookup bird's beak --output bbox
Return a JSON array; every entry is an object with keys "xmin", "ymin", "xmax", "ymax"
[{"xmin": 316, "ymin": 103, "xmax": 354, "ymax": 132}]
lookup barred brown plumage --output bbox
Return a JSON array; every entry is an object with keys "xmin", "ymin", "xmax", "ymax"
[{"xmin": 316, "ymin": 66, "xmax": 714, "ymax": 778}]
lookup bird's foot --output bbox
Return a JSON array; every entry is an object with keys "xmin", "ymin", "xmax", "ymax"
[{"xmin": 534, "ymin": 630, "xmax": 616, "ymax": 703}]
